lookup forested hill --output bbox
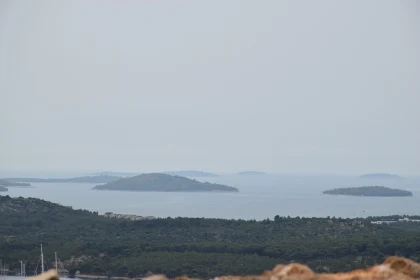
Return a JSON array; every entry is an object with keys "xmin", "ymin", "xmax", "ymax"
[
  {"xmin": 1, "ymin": 195, "xmax": 420, "ymax": 278},
  {"xmin": 323, "ymin": 186, "xmax": 413, "ymax": 197},
  {"xmin": 93, "ymin": 173, "xmax": 238, "ymax": 192}
]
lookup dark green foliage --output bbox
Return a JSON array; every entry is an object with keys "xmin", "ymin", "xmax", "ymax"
[
  {"xmin": 1, "ymin": 195, "xmax": 420, "ymax": 278},
  {"xmin": 93, "ymin": 173, "xmax": 238, "ymax": 192},
  {"xmin": 323, "ymin": 186, "xmax": 413, "ymax": 197}
]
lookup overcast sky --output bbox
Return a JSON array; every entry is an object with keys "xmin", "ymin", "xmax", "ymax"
[{"xmin": 0, "ymin": 1, "xmax": 419, "ymax": 175}]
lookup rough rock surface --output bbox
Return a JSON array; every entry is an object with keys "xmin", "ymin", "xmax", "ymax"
[
  {"xmin": 27, "ymin": 257, "xmax": 420, "ymax": 280},
  {"xmin": 144, "ymin": 256, "xmax": 420, "ymax": 280}
]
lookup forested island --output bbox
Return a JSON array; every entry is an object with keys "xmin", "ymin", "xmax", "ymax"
[
  {"xmin": 323, "ymin": 186, "xmax": 413, "ymax": 197},
  {"xmin": 0, "ymin": 179, "xmax": 31, "ymax": 187},
  {"xmin": 1, "ymin": 195, "xmax": 420, "ymax": 278},
  {"xmin": 0, "ymin": 186, "xmax": 7, "ymax": 192},
  {"xmin": 5, "ymin": 175, "xmax": 121, "ymax": 184},
  {"xmin": 93, "ymin": 173, "xmax": 238, "ymax": 192}
]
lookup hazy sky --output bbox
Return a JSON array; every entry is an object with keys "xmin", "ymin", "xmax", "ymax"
[{"xmin": 1, "ymin": 1, "xmax": 419, "ymax": 175}]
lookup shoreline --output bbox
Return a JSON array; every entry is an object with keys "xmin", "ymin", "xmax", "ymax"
[
  {"xmin": 322, "ymin": 193, "xmax": 413, "ymax": 197},
  {"xmin": 91, "ymin": 188, "xmax": 238, "ymax": 193},
  {"xmin": 77, "ymin": 274, "xmax": 143, "ymax": 280}
]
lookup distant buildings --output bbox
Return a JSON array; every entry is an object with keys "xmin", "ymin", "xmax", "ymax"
[
  {"xmin": 371, "ymin": 221, "xmax": 396, "ymax": 225},
  {"xmin": 371, "ymin": 218, "xmax": 420, "ymax": 225},
  {"xmin": 103, "ymin": 212, "xmax": 155, "ymax": 220},
  {"xmin": 398, "ymin": 217, "xmax": 420, "ymax": 222}
]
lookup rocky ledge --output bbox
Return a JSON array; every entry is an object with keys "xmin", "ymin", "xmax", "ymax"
[{"xmin": 143, "ymin": 256, "xmax": 420, "ymax": 280}]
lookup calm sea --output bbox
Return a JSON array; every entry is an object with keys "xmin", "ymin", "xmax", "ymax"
[{"xmin": 4, "ymin": 174, "xmax": 420, "ymax": 220}]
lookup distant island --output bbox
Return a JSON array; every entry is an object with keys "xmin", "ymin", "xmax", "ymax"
[
  {"xmin": 91, "ymin": 171, "xmax": 140, "ymax": 177},
  {"xmin": 163, "ymin": 170, "xmax": 218, "ymax": 177},
  {"xmin": 5, "ymin": 175, "xmax": 121, "ymax": 184},
  {"xmin": 359, "ymin": 173, "xmax": 401, "ymax": 180},
  {"xmin": 237, "ymin": 171, "xmax": 267, "ymax": 176},
  {"xmin": 0, "ymin": 179, "xmax": 31, "ymax": 187},
  {"xmin": 323, "ymin": 186, "xmax": 412, "ymax": 197},
  {"xmin": 0, "ymin": 186, "xmax": 7, "ymax": 192},
  {"xmin": 93, "ymin": 173, "xmax": 238, "ymax": 192}
]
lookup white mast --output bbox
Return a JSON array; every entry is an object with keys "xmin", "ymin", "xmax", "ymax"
[
  {"xmin": 41, "ymin": 244, "xmax": 44, "ymax": 274},
  {"xmin": 55, "ymin": 252, "xmax": 58, "ymax": 271},
  {"xmin": 0, "ymin": 260, "xmax": 3, "ymax": 280}
]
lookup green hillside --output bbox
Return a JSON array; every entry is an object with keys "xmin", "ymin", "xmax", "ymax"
[
  {"xmin": 1, "ymin": 195, "xmax": 420, "ymax": 278},
  {"xmin": 93, "ymin": 173, "xmax": 238, "ymax": 192}
]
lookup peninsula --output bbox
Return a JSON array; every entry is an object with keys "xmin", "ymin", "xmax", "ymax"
[
  {"xmin": 92, "ymin": 173, "xmax": 238, "ymax": 192},
  {"xmin": 2, "ymin": 195, "xmax": 420, "ymax": 278},
  {"xmin": 91, "ymin": 171, "xmax": 140, "ymax": 177},
  {"xmin": 323, "ymin": 186, "xmax": 412, "ymax": 197},
  {"xmin": 5, "ymin": 175, "xmax": 121, "ymax": 184},
  {"xmin": 0, "ymin": 179, "xmax": 31, "ymax": 187},
  {"xmin": 0, "ymin": 186, "xmax": 7, "ymax": 192}
]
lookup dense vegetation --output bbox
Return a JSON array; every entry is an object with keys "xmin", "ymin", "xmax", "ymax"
[
  {"xmin": 5, "ymin": 175, "xmax": 121, "ymax": 184},
  {"xmin": 0, "ymin": 179, "xmax": 31, "ymax": 187},
  {"xmin": 323, "ymin": 186, "xmax": 413, "ymax": 197},
  {"xmin": 1, "ymin": 195, "xmax": 420, "ymax": 278},
  {"xmin": 0, "ymin": 186, "xmax": 7, "ymax": 192},
  {"xmin": 93, "ymin": 173, "xmax": 238, "ymax": 192}
]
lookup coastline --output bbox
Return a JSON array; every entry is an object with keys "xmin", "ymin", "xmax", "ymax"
[
  {"xmin": 78, "ymin": 274, "xmax": 138, "ymax": 280},
  {"xmin": 78, "ymin": 274, "xmax": 158, "ymax": 280},
  {"xmin": 92, "ymin": 188, "xmax": 238, "ymax": 193},
  {"xmin": 322, "ymin": 193, "xmax": 413, "ymax": 197}
]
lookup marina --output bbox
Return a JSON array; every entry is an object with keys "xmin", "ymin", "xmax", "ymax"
[{"xmin": 0, "ymin": 245, "xmax": 68, "ymax": 279}]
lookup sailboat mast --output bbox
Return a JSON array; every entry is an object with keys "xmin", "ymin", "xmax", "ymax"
[
  {"xmin": 55, "ymin": 252, "xmax": 58, "ymax": 271},
  {"xmin": 20, "ymin": 261, "xmax": 23, "ymax": 276},
  {"xmin": 41, "ymin": 244, "xmax": 44, "ymax": 274}
]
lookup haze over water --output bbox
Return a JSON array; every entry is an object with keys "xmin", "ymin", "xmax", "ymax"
[
  {"xmin": 1, "ymin": 1, "xmax": 420, "ymax": 177},
  {"xmin": 5, "ymin": 174, "xmax": 420, "ymax": 220}
]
